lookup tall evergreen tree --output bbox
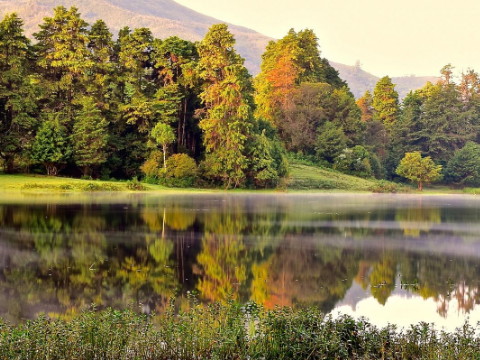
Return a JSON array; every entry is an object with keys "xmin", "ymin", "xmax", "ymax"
[
  {"xmin": 372, "ymin": 76, "xmax": 399, "ymax": 131},
  {"xmin": 0, "ymin": 13, "xmax": 37, "ymax": 172},
  {"xmin": 34, "ymin": 6, "xmax": 91, "ymax": 124},
  {"xmin": 197, "ymin": 24, "xmax": 254, "ymax": 188},
  {"xmin": 72, "ymin": 97, "xmax": 109, "ymax": 177}
]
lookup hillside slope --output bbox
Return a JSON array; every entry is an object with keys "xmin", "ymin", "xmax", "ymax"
[{"xmin": 0, "ymin": 0, "xmax": 436, "ymax": 95}]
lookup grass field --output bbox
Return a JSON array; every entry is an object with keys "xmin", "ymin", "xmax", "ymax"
[{"xmin": 0, "ymin": 162, "xmax": 419, "ymax": 194}]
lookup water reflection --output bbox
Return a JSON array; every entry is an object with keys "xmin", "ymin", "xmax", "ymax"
[{"xmin": 1, "ymin": 193, "xmax": 480, "ymax": 328}]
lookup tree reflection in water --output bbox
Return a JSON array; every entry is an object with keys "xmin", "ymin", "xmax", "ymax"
[{"xmin": 1, "ymin": 194, "xmax": 480, "ymax": 324}]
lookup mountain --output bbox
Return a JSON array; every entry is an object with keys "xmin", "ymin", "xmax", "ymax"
[
  {"xmin": 0, "ymin": 0, "xmax": 436, "ymax": 96},
  {"xmin": 0, "ymin": 0, "xmax": 272, "ymax": 74},
  {"xmin": 331, "ymin": 62, "xmax": 439, "ymax": 99}
]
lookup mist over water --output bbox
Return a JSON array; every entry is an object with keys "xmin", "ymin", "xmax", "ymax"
[{"xmin": 1, "ymin": 193, "xmax": 480, "ymax": 329}]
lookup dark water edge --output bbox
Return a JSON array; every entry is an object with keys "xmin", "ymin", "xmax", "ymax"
[{"xmin": 1, "ymin": 192, "xmax": 480, "ymax": 330}]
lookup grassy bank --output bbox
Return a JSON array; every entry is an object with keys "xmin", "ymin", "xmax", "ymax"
[
  {"xmin": 1, "ymin": 303, "xmax": 479, "ymax": 359},
  {"xmin": 0, "ymin": 162, "xmax": 407, "ymax": 194},
  {"xmin": 287, "ymin": 163, "xmax": 385, "ymax": 191}
]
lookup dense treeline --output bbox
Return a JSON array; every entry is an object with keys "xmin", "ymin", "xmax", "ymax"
[
  {"xmin": 1, "ymin": 7, "xmax": 479, "ymax": 188},
  {"xmin": 0, "ymin": 7, "xmax": 290, "ymax": 188}
]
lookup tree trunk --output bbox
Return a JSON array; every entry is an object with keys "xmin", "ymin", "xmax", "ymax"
[
  {"xmin": 4, "ymin": 156, "xmax": 15, "ymax": 174},
  {"xmin": 163, "ymin": 145, "xmax": 167, "ymax": 169},
  {"xmin": 418, "ymin": 181, "xmax": 423, "ymax": 191}
]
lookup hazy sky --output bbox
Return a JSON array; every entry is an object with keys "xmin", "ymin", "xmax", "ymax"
[{"xmin": 175, "ymin": 0, "xmax": 480, "ymax": 77}]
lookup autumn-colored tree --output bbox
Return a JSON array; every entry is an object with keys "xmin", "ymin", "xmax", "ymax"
[
  {"xmin": 396, "ymin": 151, "xmax": 442, "ymax": 190},
  {"xmin": 254, "ymin": 28, "xmax": 346, "ymax": 127},
  {"xmin": 356, "ymin": 90, "xmax": 374, "ymax": 123}
]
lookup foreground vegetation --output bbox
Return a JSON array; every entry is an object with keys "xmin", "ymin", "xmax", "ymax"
[{"xmin": 1, "ymin": 303, "xmax": 479, "ymax": 359}]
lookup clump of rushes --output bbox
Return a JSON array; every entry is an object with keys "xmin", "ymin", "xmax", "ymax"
[{"xmin": 1, "ymin": 302, "xmax": 480, "ymax": 359}]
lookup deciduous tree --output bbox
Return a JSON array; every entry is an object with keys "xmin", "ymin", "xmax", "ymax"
[{"xmin": 396, "ymin": 151, "xmax": 442, "ymax": 190}]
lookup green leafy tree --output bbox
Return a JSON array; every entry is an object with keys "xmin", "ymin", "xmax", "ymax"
[
  {"xmin": 31, "ymin": 117, "xmax": 72, "ymax": 176},
  {"xmin": 315, "ymin": 122, "xmax": 347, "ymax": 164},
  {"xmin": 334, "ymin": 145, "xmax": 377, "ymax": 178},
  {"xmin": 72, "ymin": 97, "xmax": 109, "ymax": 177},
  {"xmin": 396, "ymin": 151, "xmax": 442, "ymax": 190},
  {"xmin": 197, "ymin": 24, "xmax": 254, "ymax": 188},
  {"xmin": 445, "ymin": 142, "xmax": 480, "ymax": 187},
  {"xmin": 151, "ymin": 122, "xmax": 175, "ymax": 169}
]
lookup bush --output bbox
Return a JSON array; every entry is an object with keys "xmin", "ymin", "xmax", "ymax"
[
  {"xmin": 165, "ymin": 153, "xmax": 197, "ymax": 179},
  {"xmin": 334, "ymin": 146, "xmax": 375, "ymax": 178},
  {"xmin": 140, "ymin": 150, "xmax": 163, "ymax": 178},
  {"xmin": 126, "ymin": 177, "xmax": 147, "ymax": 191},
  {"xmin": 370, "ymin": 180, "xmax": 402, "ymax": 193}
]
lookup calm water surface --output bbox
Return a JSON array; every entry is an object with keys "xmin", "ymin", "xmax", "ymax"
[{"xmin": 1, "ymin": 192, "xmax": 480, "ymax": 330}]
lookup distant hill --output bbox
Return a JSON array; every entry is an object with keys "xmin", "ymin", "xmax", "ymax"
[
  {"xmin": 331, "ymin": 62, "xmax": 439, "ymax": 99},
  {"xmin": 0, "ymin": 0, "xmax": 272, "ymax": 74},
  {"xmin": 0, "ymin": 0, "xmax": 436, "ymax": 96}
]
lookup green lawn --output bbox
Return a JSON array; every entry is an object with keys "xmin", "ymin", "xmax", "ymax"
[
  {"xmin": 0, "ymin": 174, "xmax": 191, "ymax": 193},
  {"xmin": 286, "ymin": 163, "xmax": 393, "ymax": 191}
]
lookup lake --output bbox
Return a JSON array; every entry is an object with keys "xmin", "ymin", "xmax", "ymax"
[{"xmin": 1, "ymin": 192, "xmax": 480, "ymax": 330}]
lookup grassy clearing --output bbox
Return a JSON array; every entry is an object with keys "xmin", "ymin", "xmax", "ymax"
[
  {"xmin": 0, "ymin": 303, "xmax": 479, "ymax": 359},
  {"xmin": 286, "ymin": 163, "xmax": 407, "ymax": 193}
]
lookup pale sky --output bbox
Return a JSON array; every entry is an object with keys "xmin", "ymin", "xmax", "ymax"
[{"xmin": 175, "ymin": 0, "xmax": 480, "ymax": 78}]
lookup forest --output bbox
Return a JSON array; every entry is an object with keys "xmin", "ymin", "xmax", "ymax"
[{"xmin": 1, "ymin": 6, "xmax": 480, "ymax": 189}]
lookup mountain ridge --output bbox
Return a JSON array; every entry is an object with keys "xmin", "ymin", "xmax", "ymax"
[{"xmin": 0, "ymin": 0, "xmax": 436, "ymax": 97}]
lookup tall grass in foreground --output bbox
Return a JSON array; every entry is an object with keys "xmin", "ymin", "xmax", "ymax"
[{"xmin": 1, "ymin": 302, "xmax": 479, "ymax": 359}]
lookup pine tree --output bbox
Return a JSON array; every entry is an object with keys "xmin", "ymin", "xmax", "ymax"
[
  {"xmin": 197, "ymin": 24, "xmax": 254, "ymax": 188},
  {"xmin": 72, "ymin": 97, "xmax": 109, "ymax": 177},
  {"xmin": 372, "ymin": 76, "xmax": 399, "ymax": 131},
  {"xmin": 0, "ymin": 13, "xmax": 37, "ymax": 172},
  {"xmin": 34, "ymin": 6, "xmax": 91, "ymax": 124}
]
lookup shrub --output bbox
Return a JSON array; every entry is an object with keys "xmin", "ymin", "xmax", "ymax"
[
  {"xmin": 126, "ymin": 177, "xmax": 146, "ymax": 191},
  {"xmin": 165, "ymin": 153, "xmax": 197, "ymax": 179},
  {"xmin": 140, "ymin": 150, "xmax": 163, "ymax": 178}
]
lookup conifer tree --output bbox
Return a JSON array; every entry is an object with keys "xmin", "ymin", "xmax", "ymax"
[
  {"xmin": 372, "ymin": 76, "xmax": 399, "ymax": 131},
  {"xmin": 34, "ymin": 6, "xmax": 91, "ymax": 124},
  {"xmin": 72, "ymin": 97, "xmax": 109, "ymax": 177},
  {"xmin": 197, "ymin": 24, "xmax": 254, "ymax": 188},
  {"xmin": 0, "ymin": 13, "xmax": 37, "ymax": 172}
]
